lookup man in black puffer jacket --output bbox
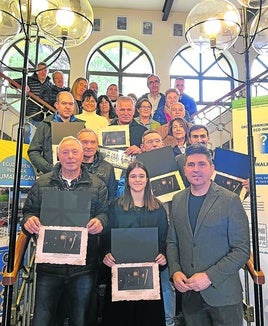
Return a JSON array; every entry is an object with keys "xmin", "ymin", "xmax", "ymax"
[{"xmin": 22, "ymin": 136, "xmax": 108, "ymax": 326}]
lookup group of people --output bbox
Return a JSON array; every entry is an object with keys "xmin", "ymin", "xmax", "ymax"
[{"xmin": 19, "ymin": 67, "xmax": 250, "ymax": 326}]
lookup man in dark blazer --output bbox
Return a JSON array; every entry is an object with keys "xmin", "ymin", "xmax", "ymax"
[{"xmin": 167, "ymin": 143, "xmax": 250, "ymax": 326}]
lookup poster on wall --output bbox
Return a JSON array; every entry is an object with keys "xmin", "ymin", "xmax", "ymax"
[
  {"xmin": 232, "ymin": 95, "xmax": 268, "ymax": 324},
  {"xmin": 0, "ymin": 140, "xmax": 36, "ymax": 187}
]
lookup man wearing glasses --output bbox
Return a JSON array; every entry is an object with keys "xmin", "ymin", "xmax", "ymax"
[
  {"xmin": 28, "ymin": 91, "xmax": 85, "ymax": 174},
  {"xmin": 140, "ymin": 74, "xmax": 166, "ymax": 116}
]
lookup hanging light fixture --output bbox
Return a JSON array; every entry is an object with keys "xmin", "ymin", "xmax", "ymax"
[
  {"xmin": 0, "ymin": 1, "xmax": 21, "ymax": 45},
  {"xmin": 35, "ymin": 0, "xmax": 94, "ymax": 47},
  {"xmin": 237, "ymin": 0, "xmax": 268, "ymax": 9},
  {"xmin": 185, "ymin": 0, "xmax": 241, "ymax": 54},
  {"xmin": 251, "ymin": 7, "xmax": 268, "ymax": 54}
]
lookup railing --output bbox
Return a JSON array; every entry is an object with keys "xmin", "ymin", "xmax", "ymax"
[
  {"xmin": 2, "ymin": 231, "xmax": 264, "ymax": 325},
  {"xmin": 0, "ymin": 71, "xmax": 56, "ymax": 140},
  {"xmin": 191, "ymin": 69, "xmax": 268, "ymax": 148}
]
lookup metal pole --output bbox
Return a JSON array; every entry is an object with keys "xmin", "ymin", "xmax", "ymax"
[
  {"xmin": 242, "ymin": 6, "xmax": 264, "ymax": 326},
  {"xmin": 2, "ymin": 1, "xmax": 31, "ymax": 324}
]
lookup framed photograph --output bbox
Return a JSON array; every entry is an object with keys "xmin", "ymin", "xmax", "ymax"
[
  {"xmin": 98, "ymin": 125, "xmax": 130, "ymax": 148},
  {"xmin": 142, "ymin": 21, "xmax": 153, "ymax": 35},
  {"xmin": 93, "ymin": 18, "xmax": 101, "ymax": 32},
  {"xmin": 212, "ymin": 171, "xmax": 247, "ymax": 201},
  {"xmin": 35, "ymin": 225, "xmax": 88, "ymax": 265},
  {"xmin": 150, "ymin": 171, "xmax": 184, "ymax": 203},
  {"xmin": 116, "ymin": 16, "xmax": 127, "ymax": 31},
  {"xmin": 173, "ymin": 23, "xmax": 183, "ymax": 37},
  {"xmin": 112, "ymin": 262, "xmax": 160, "ymax": 301},
  {"xmin": 99, "ymin": 147, "xmax": 132, "ymax": 169}
]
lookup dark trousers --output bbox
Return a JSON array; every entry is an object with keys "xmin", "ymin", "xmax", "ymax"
[
  {"xmin": 32, "ymin": 271, "xmax": 95, "ymax": 326},
  {"xmin": 182, "ymin": 291, "xmax": 243, "ymax": 326}
]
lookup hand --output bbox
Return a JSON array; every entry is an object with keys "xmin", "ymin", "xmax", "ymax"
[
  {"xmin": 242, "ymin": 178, "xmax": 250, "ymax": 193},
  {"xmin": 155, "ymin": 253, "xmax": 167, "ymax": 266},
  {"xmin": 103, "ymin": 253, "xmax": 115, "ymax": 267},
  {"xmin": 86, "ymin": 218, "xmax": 103, "ymax": 234},
  {"xmin": 24, "ymin": 216, "xmax": 41, "ymax": 234},
  {"xmin": 124, "ymin": 145, "xmax": 142, "ymax": 156},
  {"xmin": 173, "ymin": 271, "xmax": 192, "ymax": 293},
  {"xmin": 186, "ymin": 272, "xmax": 212, "ymax": 291}
]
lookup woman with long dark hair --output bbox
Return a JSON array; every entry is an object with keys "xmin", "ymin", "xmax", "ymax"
[
  {"xmin": 96, "ymin": 95, "xmax": 117, "ymax": 123},
  {"xmin": 101, "ymin": 161, "xmax": 168, "ymax": 326}
]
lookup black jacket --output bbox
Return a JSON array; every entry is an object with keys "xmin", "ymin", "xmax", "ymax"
[
  {"xmin": 83, "ymin": 151, "xmax": 117, "ymax": 201},
  {"xmin": 22, "ymin": 163, "xmax": 108, "ymax": 276}
]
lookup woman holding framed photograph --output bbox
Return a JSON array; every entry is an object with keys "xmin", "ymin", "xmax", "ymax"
[{"xmin": 101, "ymin": 161, "xmax": 168, "ymax": 326}]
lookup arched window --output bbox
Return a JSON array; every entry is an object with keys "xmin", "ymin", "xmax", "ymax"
[
  {"xmin": 251, "ymin": 54, "xmax": 268, "ymax": 97},
  {"xmin": 86, "ymin": 39, "xmax": 154, "ymax": 96},
  {"xmin": 0, "ymin": 35, "xmax": 70, "ymax": 111},
  {"xmin": 170, "ymin": 45, "xmax": 237, "ymax": 111}
]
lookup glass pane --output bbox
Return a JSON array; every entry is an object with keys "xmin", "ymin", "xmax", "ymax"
[
  {"xmin": 88, "ymin": 51, "xmax": 117, "ymax": 72},
  {"xmin": 99, "ymin": 42, "xmax": 120, "ymax": 68},
  {"xmin": 89, "ymin": 75, "xmax": 119, "ymax": 96},
  {"xmin": 124, "ymin": 54, "xmax": 152, "ymax": 74},
  {"xmin": 122, "ymin": 76, "xmax": 148, "ymax": 98},
  {"xmin": 203, "ymin": 80, "xmax": 231, "ymax": 102},
  {"xmin": 203, "ymin": 59, "xmax": 231, "ymax": 77},
  {"xmin": 170, "ymin": 49, "xmax": 199, "ymax": 75}
]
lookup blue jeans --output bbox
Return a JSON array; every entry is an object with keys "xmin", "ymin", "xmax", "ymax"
[
  {"xmin": 32, "ymin": 271, "xmax": 95, "ymax": 326},
  {"xmin": 161, "ymin": 267, "xmax": 175, "ymax": 326}
]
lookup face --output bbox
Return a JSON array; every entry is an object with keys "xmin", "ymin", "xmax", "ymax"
[
  {"xmin": 175, "ymin": 79, "xmax": 185, "ymax": 95},
  {"xmin": 184, "ymin": 153, "xmax": 214, "ymax": 190},
  {"xmin": 141, "ymin": 133, "xmax": 163, "ymax": 152},
  {"xmin": 55, "ymin": 92, "xmax": 75, "ymax": 120},
  {"xmin": 76, "ymin": 80, "xmax": 88, "ymax": 97},
  {"xmin": 58, "ymin": 139, "xmax": 83, "ymax": 174},
  {"xmin": 82, "ymin": 96, "xmax": 97, "ymax": 112},
  {"xmin": 172, "ymin": 120, "xmax": 186, "ymax": 140},
  {"xmin": 138, "ymin": 101, "xmax": 152, "ymax": 119},
  {"xmin": 37, "ymin": 64, "xmax": 48, "ymax": 83},
  {"xmin": 170, "ymin": 103, "xmax": 185, "ymax": 119},
  {"xmin": 77, "ymin": 132, "xmax": 98, "ymax": 161},
  {"xmin": 166, "ymin": 92, "xmax": 179, "ymax": 109},
  {"xmin": 116, "ymin": 100, "xmax": 134, "ymax": 124},
  {"xmin": 99, "ymin": 98, "xmax": 110, "ymax": 114},
  {"xmin": 107, "ymin": 85, "xmax": 119, "ymax": 101},
  {"xmin": 128, "ymin": 167, "xmax": 148, "ymax": 193},
  {"xmin": 189, "ymin": 128, "xmax": 209, "ymax": 145},
  {"xmin": 147, "ymin": 76, "xmax": 160, "ymax": 93},
  {"xmin": 53, "ymin": 72, "xmax": 64, "ymax": 88},
  {"xmin": 89, "ymin": 82, "xmax": 98, "ymax": 94}
]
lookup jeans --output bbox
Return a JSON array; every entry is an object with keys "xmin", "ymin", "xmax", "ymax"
[
  {"xmin": 182, "ymin": 291, "xmax": 243, "ymax": 326},
  {"xmin": 32, "ymin": 271, "xmax": 95, "ymax": 326},
  {"xmin": 24, "ymin": 118, "xmax": 38, "ymax": 144},
  {"xmin": 161, "ymin": 267, "xmax": 175, "ymax": 326}
]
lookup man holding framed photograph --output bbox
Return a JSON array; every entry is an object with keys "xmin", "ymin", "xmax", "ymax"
[{"xmin": 22, "ymin": 136, "xmax": 108, "ymax": 326}]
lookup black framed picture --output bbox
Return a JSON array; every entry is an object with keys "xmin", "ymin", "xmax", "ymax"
[
  {"xmin": 173, "ymin": 23, "xmax": 183, "ymax": 37},
  {"xmin": 117, "ymin": 16, "xmax": 127, "ymax": 31},
  {"xmin": 142, "ymin": 21, "xmax": 153, "ymax": 35},
  {"xmin": 93, "ymin": 18, "xmax": 101, "ymax": 32}
]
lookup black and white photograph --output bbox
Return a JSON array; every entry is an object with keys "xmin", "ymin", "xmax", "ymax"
[
  {"xmin": 112, "ymin": 262, "xmax": 160, "ymax": 301},
  {"xmin": 118, "ymin": 266, "xmax": 154, "ymax": 291},
  {"xmin": 35, "ymin": 226, "xmax": 88, "ymax": 265},
  {"xmin": 150, "ymin": 171, "xmax": 184, "ymax": 202},
  {"xmin": 116, "ymin": 16, "xmax": 127, "ymax": 30},
  {"xmin": 98, "ymin": 125, "xmax": 130, "ymax": 148},
  {"xmin": 142, "ymin": 21, "xmax": 153, "ymax": 35},
  {"xmin": 173, "ymin": 23, "xmax": 183, "ymax": 37},
  {"xmin": 93, "ymin": 18, "xmax": 101, "ymax": 32},
  {"xmin": 212, "ymin": 171, "xmax": 247, "ymax": 201}
]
